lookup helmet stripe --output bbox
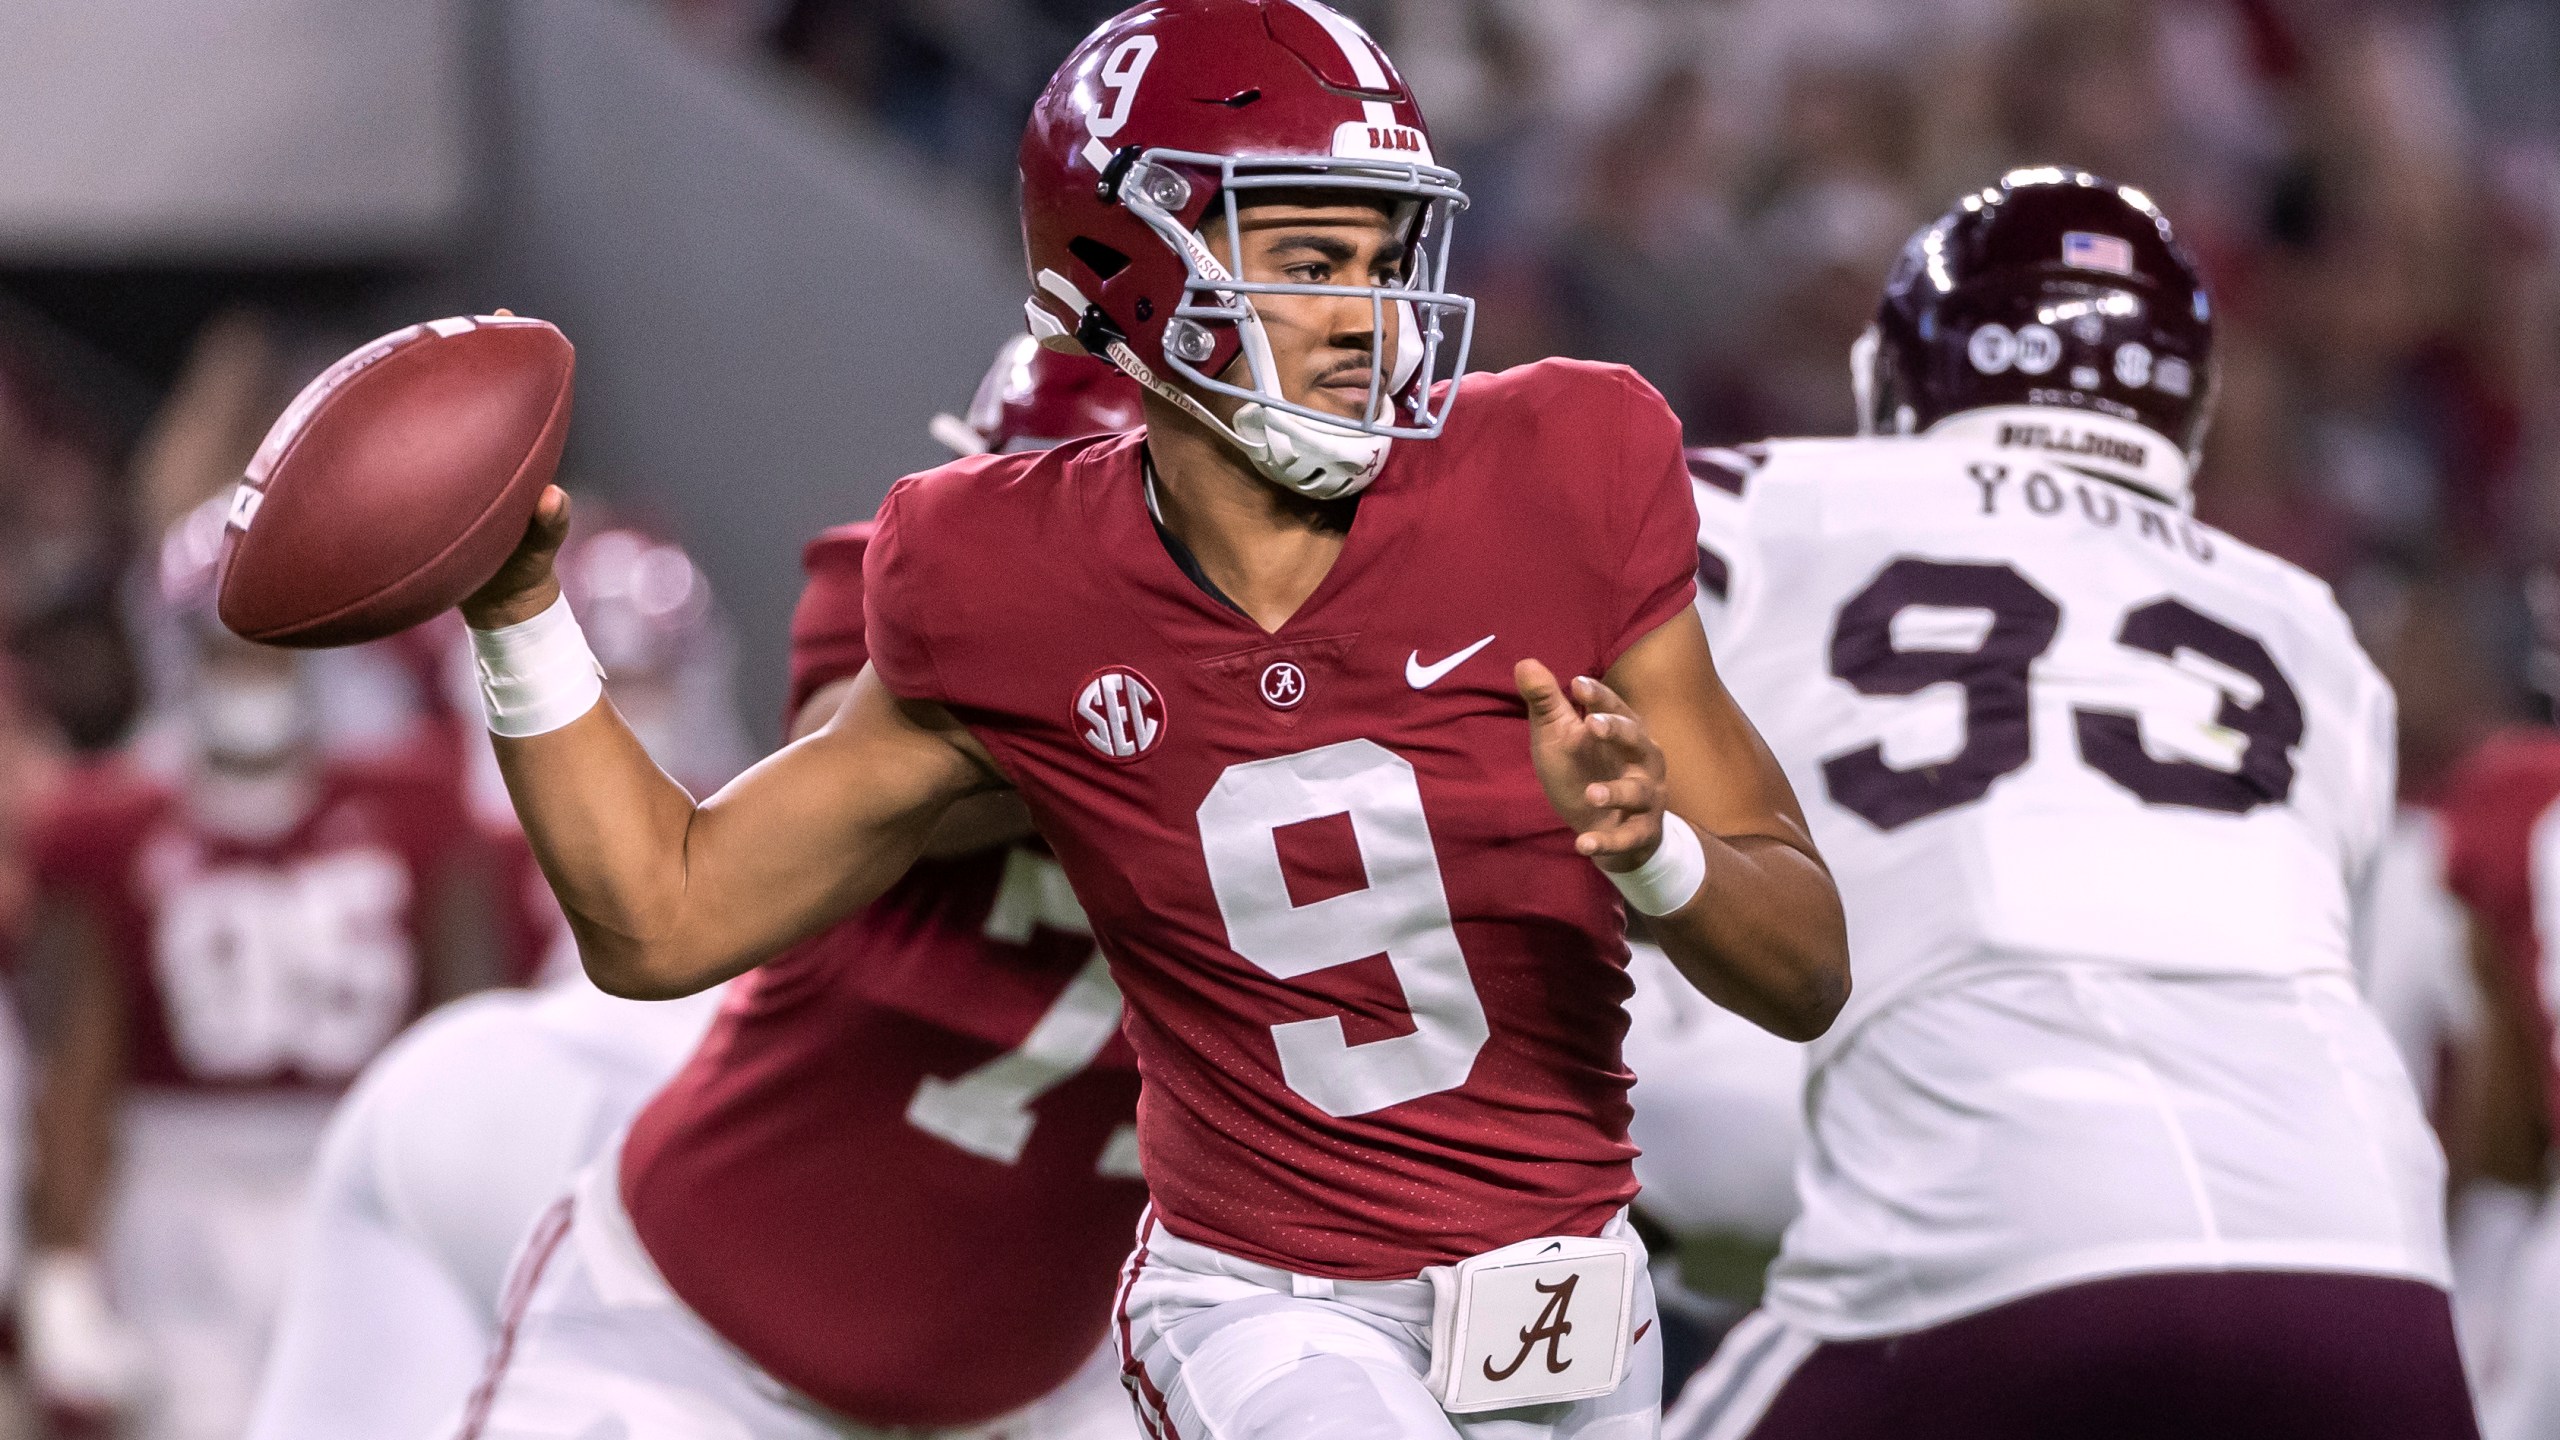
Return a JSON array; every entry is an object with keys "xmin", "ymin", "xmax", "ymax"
[{"xmin": 1282, "ymin": 0, "xmax": 1400, "ymax": 127}]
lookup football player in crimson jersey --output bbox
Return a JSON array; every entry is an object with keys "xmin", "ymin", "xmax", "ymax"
[
  {"xmin": 448, "ymin": 2, "xmax": 1848, "ymax": 1436},
  {"xmin": 19, "ymin": 501, "xmax": 492, "ymax": 1440},
  {"xmin": 1661, "ymin": 172, "xmax": 2473, "ymax": 1440},
  {"xmin": 2439, "ymin": 713, "xmax": 2560, "ymax": 1440}
]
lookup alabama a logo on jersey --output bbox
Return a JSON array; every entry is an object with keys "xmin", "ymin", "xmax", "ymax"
[{"xmin": 1075, "ymin": 667, "xmax": 1166, "ymax": 761}]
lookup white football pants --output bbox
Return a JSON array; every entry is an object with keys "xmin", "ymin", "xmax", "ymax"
[{"xmin": 1115, "ymin": 1210, "xmax": 1662, "ymax": 1440}]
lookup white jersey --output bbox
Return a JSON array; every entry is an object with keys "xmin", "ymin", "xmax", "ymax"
[
  {"xmin": 1693, "ymin": 410, "xmax": 2446, "ymax": 1338},
  {"xmin": 1694, "ymin": 410, "xmax": 2397, "ymax": 1064}
]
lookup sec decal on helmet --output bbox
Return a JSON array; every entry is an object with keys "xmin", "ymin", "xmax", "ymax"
[
  {"xmin": 1857, "ymin": 168, "xmax": 2216, "ymax": 465},
  {"xmin": 1018, "ymin": 0, "xmax": 1475, "ymax": 501}
]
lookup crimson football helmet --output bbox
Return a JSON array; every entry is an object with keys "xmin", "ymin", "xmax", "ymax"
[
  {"xmin": 1019, "ymin": 0, "xmax": 1474, "ymax": 499},
  {"xmin": 1857, "ymin": 168, "xmax": 2216, "ymax": 470},
  {"xmin": 930, "ymin": 335, "xmax": 1147, "ymax": 456}
]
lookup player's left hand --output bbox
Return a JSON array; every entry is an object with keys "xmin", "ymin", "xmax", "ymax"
[{"xmin": 1517, "ymin": 659, "xmax": 1665, "ymax": 874}]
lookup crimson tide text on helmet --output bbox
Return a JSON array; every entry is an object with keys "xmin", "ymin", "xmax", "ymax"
[
  {"xmin": 930, "ymin": 335, "xmax": 1148, "ymax": 457},
  {"xmin": 1019, "ymin": 0, "xmax": 1474, "ymax": 500},
  {"xmin": 1857, "ymin": 168, "xmax": 2217, "ymax": 505}
]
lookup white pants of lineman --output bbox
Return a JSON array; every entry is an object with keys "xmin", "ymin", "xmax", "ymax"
[
  {"xmin": 451, "ymin": 1146, "xmax": 1137, "ymax": 1440},
  {"xmin": 246, "ymin": 981, "xmax": 721, "ymax": 1440},
  {"xmin": 1116, "ymin": 1211, "xmax": 1662, "ymax": 1440}
]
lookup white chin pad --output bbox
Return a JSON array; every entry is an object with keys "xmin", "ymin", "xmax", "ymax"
[{"xmin": 1232, "ymin": 403, "xmax": 1392, "ymax": 501}]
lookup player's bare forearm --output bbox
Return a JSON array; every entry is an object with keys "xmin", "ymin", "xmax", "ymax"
[
  {"xmin": 1523, "ymin": 611, "xmax": 1849, "ymax": 1041},
  {"xmin": 1645, "ymin": 827, "xmax": 1848, "ymax": 1042},
  {"xmin": 492, "ymin": 666, "xmax": 994, "ymax": 999}
]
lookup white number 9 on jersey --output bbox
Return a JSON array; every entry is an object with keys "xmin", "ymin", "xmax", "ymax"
[{"xmin": 1199, "ymin": 740, "xmax": 1491, "ymax": 1118}]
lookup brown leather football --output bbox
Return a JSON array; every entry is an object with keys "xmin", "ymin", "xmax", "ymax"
[{"xmin": 217, "ymin": 314, "xmax": 575, "ymax": 647}]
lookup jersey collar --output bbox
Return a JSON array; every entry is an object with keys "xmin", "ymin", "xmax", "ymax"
[{"xmin": 1925, "ymin": 407, "xmax": 2196, "ymax": 513}]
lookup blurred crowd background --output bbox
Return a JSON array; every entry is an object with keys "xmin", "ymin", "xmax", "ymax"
[{"xmin": 0, "ymin": 0, "xmax": 2552, "ymax": 1432}]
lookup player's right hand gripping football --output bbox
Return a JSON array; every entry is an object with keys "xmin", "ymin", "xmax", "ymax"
[{"xmin": 462, "ymin": 484, "xmax": 572, "ymax": 629}]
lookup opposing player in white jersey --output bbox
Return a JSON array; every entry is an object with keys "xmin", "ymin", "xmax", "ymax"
[
  {"xmin": 242, "ymin": 523, "xmax": 746, "ymax": 1440},
  {"xmin": 1665, "ymin": 170, "xmax": 2476, "ymax": 1439}
]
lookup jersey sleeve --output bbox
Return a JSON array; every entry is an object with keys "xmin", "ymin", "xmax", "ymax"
[
  {"xmin": 1603, "ymin": 370, "xmax": 1702, "ymax": 667},
  {"xmin": 862, "ymin": 479, "xmax": 952, "ymax": 708},
  {"xmin": 787, "ymin": 523, "xmax": 875, "ymax": 728}
]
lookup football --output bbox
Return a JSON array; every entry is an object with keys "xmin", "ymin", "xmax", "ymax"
[{"xmin": 216, "ymin": 314, "xmax": 575, "ymax": 648}]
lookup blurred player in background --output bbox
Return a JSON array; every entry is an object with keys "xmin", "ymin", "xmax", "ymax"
[
  {"xmin": 434, "ymin": 338, "xmax": 1152, "ymax": 1440},
  {"xmin": 19, "ymin": 500, "xmax": 495, "ymax": 1440},
  {"xmin": 2436, "ymin": 596, "xmax": 2560, "ymax": 1440},
  {"xmin": 1667, "ymin": 170, "xmax": 2472, "ymax": 1439},
  {"xmin": 243, "ymin": 518, "xmax": 749, "ymax": 1440}
]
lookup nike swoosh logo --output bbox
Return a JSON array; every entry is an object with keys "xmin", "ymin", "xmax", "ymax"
[
  {"xmin": 1406, "ymin": 634, "xmax": 1496, "ymax": 689},
  {"xmin": 1632, "ymin": 1320, "xmax": 1652, "ymax": 1343}
]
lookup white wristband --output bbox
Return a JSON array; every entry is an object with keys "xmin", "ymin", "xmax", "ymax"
[
  {"xmin": 1606, "ymin": 815, "xmax": 1707, "ymax": 916},
  {"xmin": 470, "ymin": 593, "xmax": 604, "ymax": 738}
]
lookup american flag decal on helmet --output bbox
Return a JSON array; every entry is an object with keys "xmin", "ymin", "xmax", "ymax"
[{"xmin": 2062, "ymin": 231, "xmax": 2136, "ymax": 276}]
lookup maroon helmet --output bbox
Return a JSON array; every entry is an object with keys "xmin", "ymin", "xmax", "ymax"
[
  {"xmin": 1857, "ymin": 168, "xmax": 2217, "ymax": 491},
  {"xmin": 929, "ymin": 334, "xmax": 1148, "ymax": 456},
  {"xmin": 1018, "ymin": 0, "xmax": 1474, "ymax": 499}
]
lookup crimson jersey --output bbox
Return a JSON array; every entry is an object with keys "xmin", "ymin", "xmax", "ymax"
[
  {"xmin": 30, "ymin": 755, "xmax": 471, "ymax": 1090},
  {"xmin": 866, "ymin": 359, "xmax": 1700, "ymax": 1278},
  {"xmin": 2439, "ymin": 728, "xmax": 2560, "ymax": 1138},
  {"xmin": 620, "ymin": 524, "xmax": 1147, "ymax": 1429}
]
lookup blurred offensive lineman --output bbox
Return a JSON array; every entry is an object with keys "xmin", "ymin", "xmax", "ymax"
[
  {"xmin": 242, "ymin": 521, "xmax": 750, "ymax": 1440},
  {"xmin": 2438, "ymin": 723, "xmax": 2560, "ymax": 1440},
  {"xmin": 22, "ymin": 503, "xmax": 488, "ymax": 1440},
  {"xmin": 1663, "ymin": 170, "xmax": 2473, "ymax": 1440},
  {"xmin": 435, "ymin": 341, "xmax": 1154, "ymax": 1440},
  {"xmin": 439, "ymin": 2, "xmax": 1849, "ymax": 1436}
]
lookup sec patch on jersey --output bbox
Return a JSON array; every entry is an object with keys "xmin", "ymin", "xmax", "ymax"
[{"xmin": 218, "ymin": 314, "xmax": 574, "ymax": 648}]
